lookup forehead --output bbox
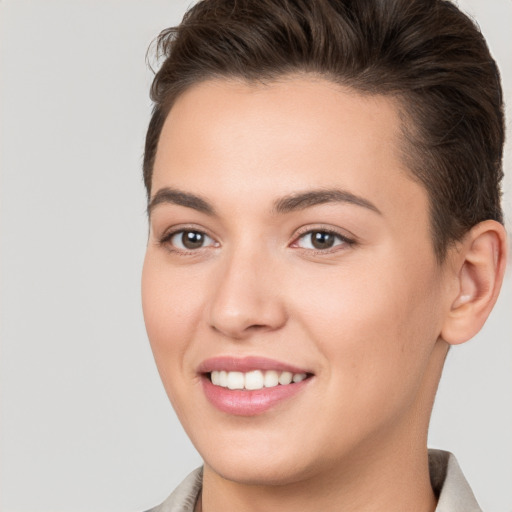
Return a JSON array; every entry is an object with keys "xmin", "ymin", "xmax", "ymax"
[{"xmin": 152, "ymin": 77, "xmax": 428, "ymax": 224}]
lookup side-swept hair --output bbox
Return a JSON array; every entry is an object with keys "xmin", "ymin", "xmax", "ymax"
[{"xmin": 143, "ymin": 0, "xmax": 504, "ymax": 260}]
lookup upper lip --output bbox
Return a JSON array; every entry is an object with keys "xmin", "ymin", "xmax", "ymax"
[{"xmin": 197, "ymin": 356, "xmax": 312, "ymax": 375}]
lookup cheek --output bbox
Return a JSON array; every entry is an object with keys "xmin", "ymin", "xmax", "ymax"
[
  {"xmin": 293, "ymin": 256, "xmax": 442, "ymax": 410},
  {"xmin": 141, "ymin": 252, "xmax": 204, "ymax": 390}
]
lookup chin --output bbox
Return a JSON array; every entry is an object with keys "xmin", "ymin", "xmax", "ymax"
[
  {"xmin": 205, "ymin": 454, "xmax": 318, "ymax": 487},
  {"xmin": 193, "ymin": 426, "xmax": 334, "ymax": 487}
]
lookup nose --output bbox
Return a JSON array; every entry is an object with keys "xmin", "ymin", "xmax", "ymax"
[{"xmin": 207, "ymin": 248, "xmax": 288, "ymax": 340}]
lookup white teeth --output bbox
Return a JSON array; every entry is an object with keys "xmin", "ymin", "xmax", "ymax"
[
  {"xmin": 227, "ymin": 371, "xmax": 245, "ymax": 390},
  {"xmin": 209, "ymin": 370, "xmax": 309, "ymax": 390},
  {"xmin": 264, "ymin": 370, "xmax": 279, "ymax": 388},
  {"xmin": 278, "ymin": 371, "xmax": 293, "ymax": 385},
  {"xmin": 245, "ymin": 370, "xmax": 264, "ymax": 390}
]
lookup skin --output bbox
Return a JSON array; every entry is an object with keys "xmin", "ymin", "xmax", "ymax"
[{"xmin": 141, "ymin": 77, "xmax": 507, "ymax": 512}]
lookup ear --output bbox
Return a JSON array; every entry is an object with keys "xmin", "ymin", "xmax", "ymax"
[{"xmin": 441, "ymin": 220, "xmax": 508, "ymax": 345}]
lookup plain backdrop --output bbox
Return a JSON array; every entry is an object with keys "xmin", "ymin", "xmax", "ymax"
[{"xmin": 1, "ymin": 1, "xmax": 511, "ymax": 511}]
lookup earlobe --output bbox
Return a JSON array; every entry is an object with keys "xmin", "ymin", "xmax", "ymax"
[{"xmin": 441, "ymin": 220, "xmax": 507, "ymax": 345}]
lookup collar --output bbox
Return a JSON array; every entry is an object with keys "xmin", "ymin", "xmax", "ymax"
[
  {"xmin": 429, "ymin": 449, "xmax": 482, "ymax": 512},
  {"xmin": 147, "ymin": 449, "xmax": 481, "ymax": 512}
]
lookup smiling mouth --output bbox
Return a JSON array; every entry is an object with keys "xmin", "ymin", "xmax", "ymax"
[
  {"xmin": 207, "ymin": 370, "xmax": 311, "ymax": 390},
  {"xmin": 200, "ymin": 358, "xmax": 314, "ymax": 415}
]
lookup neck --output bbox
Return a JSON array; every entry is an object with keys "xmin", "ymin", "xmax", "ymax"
[{"xmin": 201, "ymin": 444, "xmax": 436, "ymax": 512}]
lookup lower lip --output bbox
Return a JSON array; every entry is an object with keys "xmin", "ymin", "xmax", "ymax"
[{"xmin": 201, "ymin": 375, "xmax": 311, "ymax": 416}]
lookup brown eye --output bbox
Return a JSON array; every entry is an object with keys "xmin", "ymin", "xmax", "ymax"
[
  {"xmin": 168, "ymin": 230, "xmax": 216, "ymax": 250},
  {"xmin": 310, "ymin": 231, "xmax": 336, "ymax": 249},
  {"xmin": 295, "ymin": 230, "xmax": 350, "ymax": 251}
]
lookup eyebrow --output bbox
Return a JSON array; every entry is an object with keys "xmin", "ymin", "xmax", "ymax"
[
  {"xmin": 148, "ymin": 188, "xmax": 216, "ymax": 217},
  {"xmin": 272, "ymin": 189, "xmax": 381, "ymax": 215},
  {"xmin": 148, "ymin": 186, "xmax": 381, "ymax": 217}
]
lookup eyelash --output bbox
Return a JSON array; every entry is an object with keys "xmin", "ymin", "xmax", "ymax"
[
  {"xmin": 291, "ymin": 227, "xmax": 355, "ymax": 253},
  {"xmin": 159, "ymin": 226, "xmax": 218, "ymax": 255},
  {"xmin": 158, "ymin": 226, "xmax": 355, "ymax": 255}
]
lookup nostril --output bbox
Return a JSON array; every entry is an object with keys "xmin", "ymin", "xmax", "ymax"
[{"xmin": 247, "ymin": 324, "xmax": 268, "ymax": 331}]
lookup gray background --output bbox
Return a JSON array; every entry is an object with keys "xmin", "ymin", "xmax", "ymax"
[{"xmin": 0, "ymin": 1, "xmax": 510, "ymax": 511}]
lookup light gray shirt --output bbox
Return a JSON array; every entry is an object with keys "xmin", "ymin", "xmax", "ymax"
[{"xmin": 146, "ymin": 449, "xmax": 481, "ymax": 512}]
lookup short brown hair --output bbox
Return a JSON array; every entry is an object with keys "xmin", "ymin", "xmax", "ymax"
[{"xmin": 143, "ymin": 0, "xmax": 505, "ymax": 260}]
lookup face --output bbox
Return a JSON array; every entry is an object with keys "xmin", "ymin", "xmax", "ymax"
[{"xmin": 142, "ymin": 77, "xmax": 450, "ymax": 485}]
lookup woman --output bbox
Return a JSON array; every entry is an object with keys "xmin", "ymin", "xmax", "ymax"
[{"xmin": 141, "ymin": 1, "xmax": 507, "ymax": 510}]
